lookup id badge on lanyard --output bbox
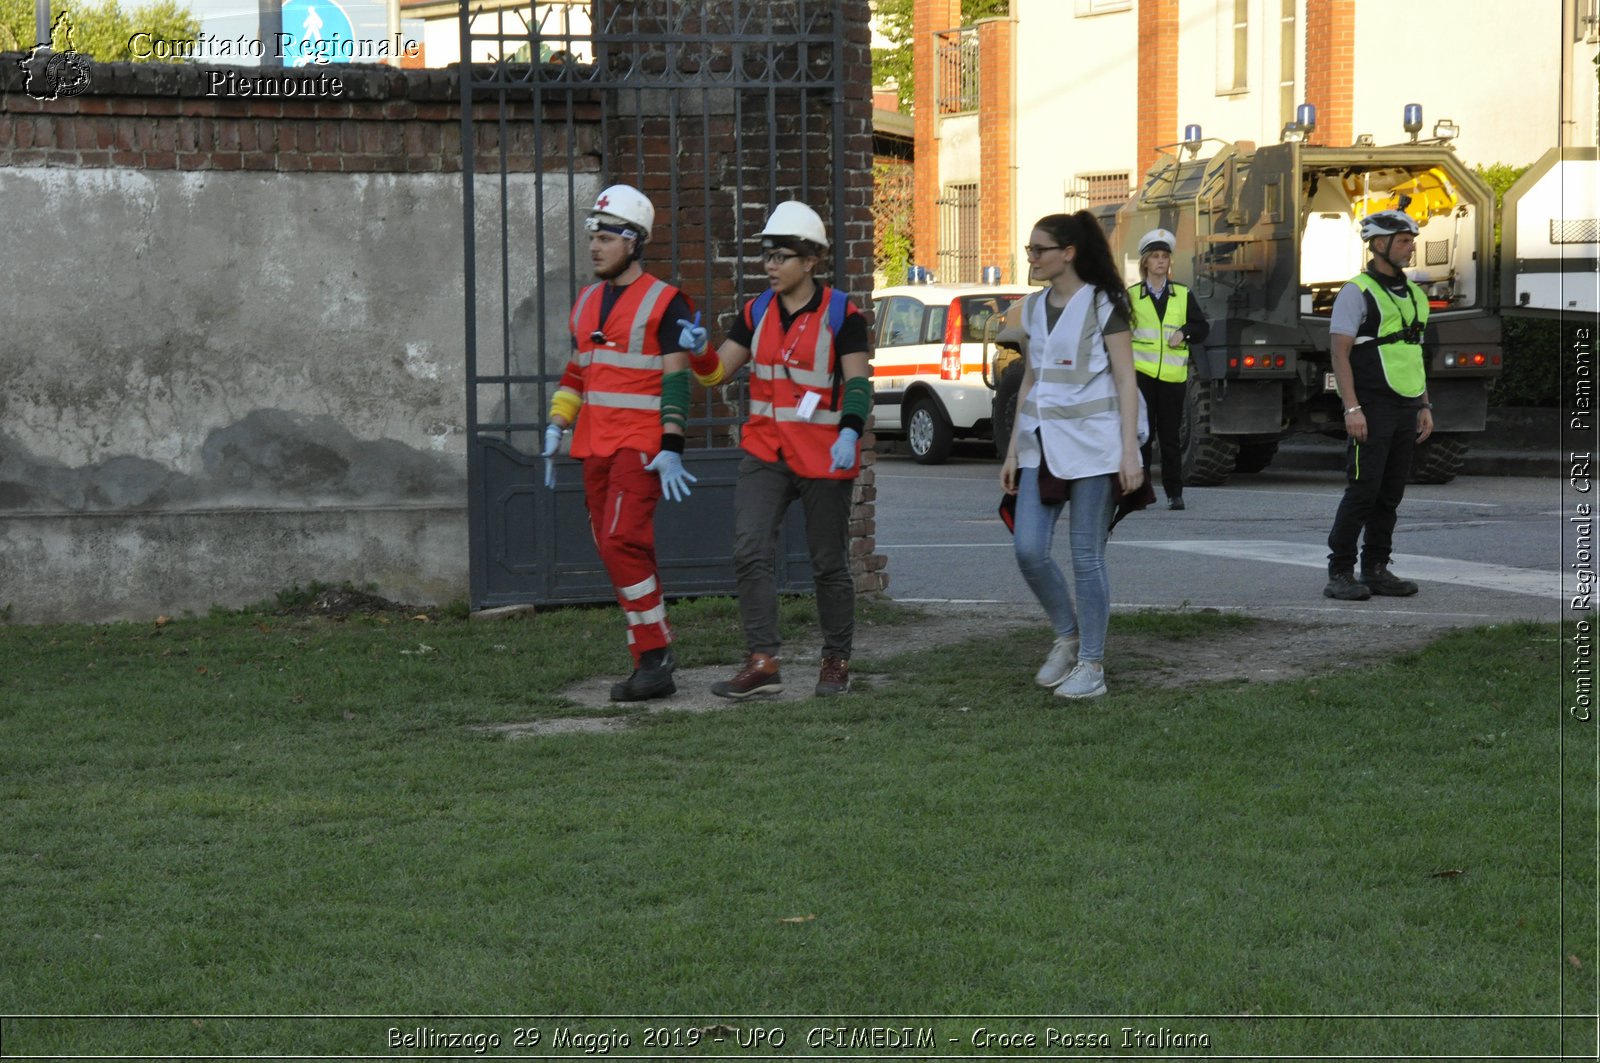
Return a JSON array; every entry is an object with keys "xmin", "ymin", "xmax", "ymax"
[{"xmin": 777, "ymin": 310, "xmax": 823, "ymax": 420}]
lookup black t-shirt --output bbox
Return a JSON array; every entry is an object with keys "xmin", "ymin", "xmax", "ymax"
[
  {"xmin": 591, "ymin": 278, "xmax": 696, "ymax": 354},
  {"xmin": 726, "ymin": 284, "xmax": 872, "ymax": 356}
]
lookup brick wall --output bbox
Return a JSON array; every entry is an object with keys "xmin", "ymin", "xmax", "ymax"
[
  {"xmin": 0, "ymin": 0, "xmax": 888, "ymax": 607},
  {"xmin": 976, "ymin": 16, "xmax": 1013, "ymax": 282},
  {"xmin": 1136, "ymin": 0, "xmax": 1179, "ymax": 177},
  {"xmin": 1304, "ymin": 0, "xmax": 1355, "ymax": 147},
  {"xmin": 0, "ymin": 61, "xmax": 599, "ymax": 172},
  {"xmin": 913, "ymin": 0, "xmax": 961, "ymax": 275}
]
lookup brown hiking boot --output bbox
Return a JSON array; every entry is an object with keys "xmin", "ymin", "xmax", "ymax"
[
  {"xmin": 710, "ymin": 652, "xmax": 782, "ymax": 700},
  {"xmin": 815, "ymin": 655, "xmax": 851, "ymax": 697}
]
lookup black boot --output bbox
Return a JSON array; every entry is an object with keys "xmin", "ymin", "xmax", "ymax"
[
  {"xmin": 1323, "ymin": 568, "xmax": 1372, "ymax": 601},
  {"xmin": 1361, "ymin": 563, "xmax": 1419, "ymax": 597},
  {"xmin": 610, "ymin": 648, "xmax": 677, "ymax": 702}
]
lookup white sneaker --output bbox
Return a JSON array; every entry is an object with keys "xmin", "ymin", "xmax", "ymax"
[
  {"xmin": 1035, "ymin": 637, "xmax": 1079, "ymax": 688},
  {"xmin": 1054, "ymin": 662, "xmax": 1107, "ymax": 699}
]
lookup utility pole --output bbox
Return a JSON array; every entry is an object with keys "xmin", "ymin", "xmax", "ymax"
[
  {"xmin": 35, "ymin": 0, "xmax": 49, "ymax": 46},
  {"xmin": 260, "ymin": 0, "xmax": 283, "ymax": 67}
]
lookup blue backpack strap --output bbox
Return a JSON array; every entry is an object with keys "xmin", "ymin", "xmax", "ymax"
[
  {"xmin": 826, "ymin": 287, "xmax": 849, "ymax": 335},
  {"xmin": 748, "ymin": 288, "xmax": 776, "ymax": 331}
]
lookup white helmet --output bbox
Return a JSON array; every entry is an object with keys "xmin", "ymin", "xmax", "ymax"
[
  {"xmin": 1138, "ymin": 228, "xmax": 1176, "ymax": 255},
  {"xmin": 586, "ymin": 183, "xmax": 654, "ymax": 241},
  {"xmin": 1360, "ymin": 209, "xmax": 1419, "ymax": 242},
  {"xmin": 756, "ymin": 201, "xmax": 829, "ymax": 251}
]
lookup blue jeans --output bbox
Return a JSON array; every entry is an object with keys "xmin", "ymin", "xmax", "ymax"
[{"xmin": 1012, "ymin": 467, "xmax": 1114, "ymax": 662}]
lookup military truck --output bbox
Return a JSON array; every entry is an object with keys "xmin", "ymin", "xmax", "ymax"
[{"xmin": 986, "ymin": 134, "xmax": 1596, "ymax": 483}]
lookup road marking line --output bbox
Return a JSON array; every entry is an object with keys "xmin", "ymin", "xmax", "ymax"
[{"xmin": 1113, "ymin": 539, "xmax": 1562, "ymax": 599}]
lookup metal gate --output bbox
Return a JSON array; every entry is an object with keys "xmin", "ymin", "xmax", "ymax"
[{"xmin": 460, "ymin": 0, "xmax": 855, "ymax": 608}]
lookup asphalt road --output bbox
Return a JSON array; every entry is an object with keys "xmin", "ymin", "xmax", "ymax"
[{"xmin": 872, "ymin": 444, "xmax": 1569, "ymax": 628}]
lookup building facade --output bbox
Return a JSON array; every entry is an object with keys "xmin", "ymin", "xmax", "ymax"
[{"xmin": 910, "ymin": 0, "xmax": 1599, "ymax": 282}]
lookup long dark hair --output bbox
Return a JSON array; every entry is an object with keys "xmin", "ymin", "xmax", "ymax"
[{"xmin": 1032, "ymin": 211, "xmax": 1131, "ymax": 325}]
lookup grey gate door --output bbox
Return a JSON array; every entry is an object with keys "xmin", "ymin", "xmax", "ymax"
[{"xmin": 461, "ymin": 0, "xmax": 857, "ymax": 609}]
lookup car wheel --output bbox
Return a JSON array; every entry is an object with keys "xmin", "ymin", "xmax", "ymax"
[
  {"xmin": 1178, "ymin": 377, "xmax": 1238, "ymax": 486},
  {"xmin": 906, "ymin": 397, "xmax": 954, "ymax": 465}
]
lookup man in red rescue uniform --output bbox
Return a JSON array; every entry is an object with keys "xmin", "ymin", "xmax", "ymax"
[
  {"xmin": 543, "ymin": 184, "xmax": 702, "ymax": 702},
  {"xmin": 681, "ymin": 201, "xmax": 874, "ymax": 698}
]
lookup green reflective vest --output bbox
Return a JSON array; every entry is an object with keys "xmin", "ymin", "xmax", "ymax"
[
  {"xmin": 1128, "ymin": 282, "xmax": 1190, "ymax": 383},
  {"xmin": 1351, "ymin": 272, "xmax": 1428, "ymax": 398}
]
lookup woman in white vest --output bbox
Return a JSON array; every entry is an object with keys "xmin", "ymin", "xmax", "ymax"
[{"xmin": 1001, "ymin": 211, "xmax": 1147, "ymax": 700}]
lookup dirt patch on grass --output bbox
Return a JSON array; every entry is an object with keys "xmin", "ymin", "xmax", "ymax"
[{"xmin": 481, "ymin": 603, "xmax": 1447, "ymax": 737}]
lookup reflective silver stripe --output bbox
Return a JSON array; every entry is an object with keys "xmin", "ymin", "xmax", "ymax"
[
  {"xmin": 1076, "ymin": 296, "xmax": 1103, "ymax": 363},
  {"xmin": 753, "ymin": 363, "xmax": 778, "ymax": 380},
  {"xmin": 1134, "ymin": 351, "xmax": 1187, "ymax": 372},
  {"xmin": 628, "ymin": 279, "xmax": 669, "ymax": 353},
  {"xmin": 1036, "ymin": 395, "xmax": 1120, "ymax": 420},
  {"xmin": 589, "ymin": 349, "xmax": 662, "ymax": 371},
  {"xmin": 571, "ymin": 283, "xmax": 601, "ymax": 335},
  {"xmin": 619, "ymin": 575, "xmax": 657, "ymax": 601},
  {"xmin": 1037, "ymin": 366, "xmax": 1105, "ymax": 386},
  {"xmin": 576, "ymin": 350, "xmax": 594, "ymax": 367},
  {"xmin": 770, "ymin": 408, "xmax": 842, "ymax": 425},
  {"xmin": 1130, "ymin": 327, "xmax": 1161, "ymax": 342},
  {"xmin": 1020, "ymin": 397, "xmax": 1038, "ymax": 419},
  {"xmin": 749, "ymin": 399, "xmax": 775, "ymax": 417},
  {"xmin": 625, "ymin": 604, "xmax": 667, "ymax": 627},
  {"xmin": 587, "ymin": 391, "xmax": 662, "ymax": 410},
  {"xmin": 785, "ymin": 363, "xmax": 834, "ymax": 390}
]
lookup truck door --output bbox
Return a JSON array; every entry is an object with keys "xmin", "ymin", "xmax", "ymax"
[{"xmin": 1500, "ymin": 146, "xmax": 1599, "ymax": 315}]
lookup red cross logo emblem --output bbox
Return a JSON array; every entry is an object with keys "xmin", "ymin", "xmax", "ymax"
[{"xmin": 596, "ymin": 195, "xmax": 609, "ymax": 210}]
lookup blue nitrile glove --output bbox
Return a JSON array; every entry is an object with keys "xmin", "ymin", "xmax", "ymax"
[
  {"xmin": 644, "ymin": 450, "xmax": 698, "ymax": 503},
  {"xmin": 830, "ymin": 427, "xmax": 860, "ymax": 471},
  {"xmin": 542, "ymin": 424, "xmax": 564, "ymax": 490},
  {"xmin": 676, "ymin": 312, "xmax": 708, "ymax": 354}
]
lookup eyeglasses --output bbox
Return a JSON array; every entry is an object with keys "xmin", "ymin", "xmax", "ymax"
[
  {"xmin": 764, "ymin": 250, "xmax": 802, "ymax": 266},
  {"xmin": 1023, "ymin": 244, "xmax": 1063, "ymax": 259}
]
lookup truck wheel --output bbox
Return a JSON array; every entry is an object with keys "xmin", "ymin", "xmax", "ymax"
[
  {"xmin": 991, "ymin": 362, "xmax": 1024, "ymax": 458},
  {"xmin": 906, "ymin": 397, "xmax": 954, "ymax": 465},
  {"xmin": 1408, "ymin": 433, "xmax": 1468, "ymax": 484},
  {"xmin": 1179, "ymin": 380, "xmax": 1238, "ymax": 486},
  {"xmin": 1233, "ymin": 440, "xmax": 1280, "ymax": 474}
]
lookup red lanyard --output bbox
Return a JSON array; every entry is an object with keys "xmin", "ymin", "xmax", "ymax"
[{"xmin": 775, "ymin": 307, "xmax": 818, "ymax": 366}]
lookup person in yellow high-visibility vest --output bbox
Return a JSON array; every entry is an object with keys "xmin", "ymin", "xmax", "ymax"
[
  {"xmin": 1323, "ymin": 209, "xmax": 1434, "ymax": 601},
  {"xmin": 1127, "ymin": 228, "xmax": 1209, "ymax": 510}
]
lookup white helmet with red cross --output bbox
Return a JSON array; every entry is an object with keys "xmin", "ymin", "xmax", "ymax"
[{"xmin": 586, "ymin": 184, "xmax": 655, "ymax": 242}]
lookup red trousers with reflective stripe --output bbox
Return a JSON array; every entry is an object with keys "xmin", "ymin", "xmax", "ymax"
[{"xmin": 581, "ymin": 449, "xmax": 672, "ymax": 662}]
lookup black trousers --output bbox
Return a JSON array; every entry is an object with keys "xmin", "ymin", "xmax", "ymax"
[
  {"xmin": 1136, "ymin": 372, "xmax": 1186, "ymax": 499},
  {"xmin": 1326, "ymin": 400, "xmax": 1419, "ymax": 572}
]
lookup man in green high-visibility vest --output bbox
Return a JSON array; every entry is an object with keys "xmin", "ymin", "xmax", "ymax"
[{"xmin": 1323, "ymin": 209, "xmax": 1435, "ymax": 602}]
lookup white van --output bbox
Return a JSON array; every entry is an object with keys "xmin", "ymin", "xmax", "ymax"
[{"xmin": 870, "ymin": 282, "xmax": 1033, "ymax": 463}]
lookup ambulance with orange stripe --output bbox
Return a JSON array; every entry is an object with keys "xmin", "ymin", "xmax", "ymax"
[{"xmin": 868, "ymin": 282, "xmax": 1032, "ymax": 464}]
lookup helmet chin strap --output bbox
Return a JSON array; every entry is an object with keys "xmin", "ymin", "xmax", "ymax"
[{"xmin": 1374, "ymin": 235, "xmax": 1407, "ymax": 275}]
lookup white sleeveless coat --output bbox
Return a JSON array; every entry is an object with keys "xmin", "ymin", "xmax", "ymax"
[{"xmin": 1014, "ymin": 284, "xmax": 1148, "ymax": 480}]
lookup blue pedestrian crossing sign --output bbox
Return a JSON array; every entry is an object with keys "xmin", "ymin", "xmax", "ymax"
[{"xmin": 278, "ymin": 0, "xmax": 356, "ymax": 66}]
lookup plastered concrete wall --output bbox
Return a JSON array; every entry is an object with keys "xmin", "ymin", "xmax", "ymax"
[{"xmin": 0, "ymin": 164, "xmax": 587, "ymax": 622}]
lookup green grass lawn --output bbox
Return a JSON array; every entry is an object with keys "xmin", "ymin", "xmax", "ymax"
[{"xmin": 0, "ymin": 599, "xmax": 1590, "ymax": 1058}]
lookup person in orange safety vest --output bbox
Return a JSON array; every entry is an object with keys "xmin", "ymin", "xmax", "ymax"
[
  {"xmin": 542, "ymin": 183, "xmax": 703, "ymax": 702},
  {"xmin": 679, "ymin": 201, "xmax": 874, "ymax": 701}
]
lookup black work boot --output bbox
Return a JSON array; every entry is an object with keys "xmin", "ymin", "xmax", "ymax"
[
  {"xmin": 1323, "ymin": 568, "xmax": 1372, "ymax": 601},
  {"xmin": 610, "ymin": 647, "xmax": 677, "ymax": 702},
  {"xmin": 1167, "ymin": 494, "xmax": 1185, "ymax": 511},
  {"xmin": 1361, "ymin": 563, "xmax": 1419, "ymax": 597}
]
